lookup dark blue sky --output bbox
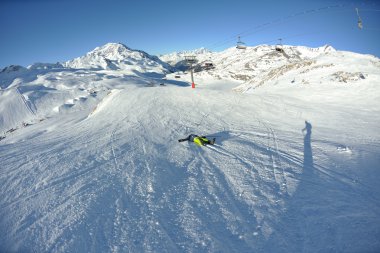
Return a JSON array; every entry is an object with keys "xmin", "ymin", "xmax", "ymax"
[{"xmin": 1, "ymin": 0, "xmax": 379, "ymax": 68}]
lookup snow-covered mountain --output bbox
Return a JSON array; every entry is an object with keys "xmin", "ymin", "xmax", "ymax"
[
  {"xmin": 1, "ymin": 43, "xmax": 380, "ymax": 253},
  {"xmin": 64, "ymin": 43, "xmax": 172, "ymax": 73},
  {"xmin": 160, "ymin": 44, "xmax": 336, "ymax": 72},
  {"xmin": 210, "ymin": 44, "xmax": 337, "ymax": 82},
  {"xmin": 0, "ymin": 43, "xmax": 177, "ymax": 133},
  {"xmin": 159, "ymin": 47, "xmax": 213, "ymax": 71},
  {"xmin": 161, "ymin": 44, "xmax": 380, "ymax": 93},
  {"xmin": 159, "ymin": 47, "xmax": 212, "ymax": 65}
]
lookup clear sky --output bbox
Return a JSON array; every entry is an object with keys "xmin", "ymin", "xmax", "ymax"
[{"xmin": 1, "ymin": 0, "xmax": 379, "ymax": 68}]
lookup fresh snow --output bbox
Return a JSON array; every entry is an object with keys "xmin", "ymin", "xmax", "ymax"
[{"xmin": 1, "ymin": 43, "xmax": 380, "ymax": 253}]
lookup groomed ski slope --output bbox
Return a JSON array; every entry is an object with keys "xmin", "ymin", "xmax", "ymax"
[{"xmin": 1, "ymin": 74, "xmax": 380, "ymax": 252}]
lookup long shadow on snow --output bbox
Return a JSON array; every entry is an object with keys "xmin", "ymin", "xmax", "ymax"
[
  {"xmin": 261, "ymin": 121, "xmax": 319, "ymax": 251},
  {"xmin": 261, "ymin": 121, "xmax": 379, "ymax": 252},
  {"xmin": 204, "ymin": 130, "xmax": 296, "ymax": 168},
  {"xmin": 162, "ymin": 79, "xmax": 190, "ymax": 87},
  {"xmin": 181, "ymin": 139, "xmax": 259, "ymax": 252},
  {"xmin": 185, "ymin": 130, "xmax": 312, "ymax": 251},
  {"xmin": 203, "ymin": 130, "xmax": 231, "ymax": 145}
]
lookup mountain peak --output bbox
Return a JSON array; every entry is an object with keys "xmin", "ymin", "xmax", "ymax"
[
  {"xmin": 86, "ymin": 42, "xmax": 135, "ymax": 61},
  {"xmin": 321, "ymin": 44, "xmax": 336, "ymax": 53},
  {"xmin": 64, "ymin": 42, "xmax": 171, "ymax": 73},
  {"xmin": 0, "ymin": 65, "xmax": 26, "ymax": 74},
  {"xmin": 93, "ymin": 43, "xmax": 131, "ymax": 55}
]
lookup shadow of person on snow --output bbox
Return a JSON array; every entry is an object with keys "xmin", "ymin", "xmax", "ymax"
[
  {"xmin": 302, "ymin": 120, "xmax": 313, "ymax": 173},
  {"xmin": 203, "ymin": 130, "xmax": 231, "ymax": 145},
  {"xmin": 261, "ymin": 120, "xmax": 374, "ymax": 252},
  {"xmin": 258, "ymin": 120, "xmax": 318, "ymax": 252}
]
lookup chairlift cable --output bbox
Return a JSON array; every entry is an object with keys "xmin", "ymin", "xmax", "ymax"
[
  {"xmin": 206, "ymin": 3, "xmax": 367, "ymax": 51},
  {"xmin": 236, "ymin": 5, "xmax": 353, "ymax": 41},
  {"xmin": 356, "ymin": 8, "xmax": 363, "ymax": 29},
  {"xmin": 362, "ymin": 27, "xmax": 380, "ymax": 32},
  {"xmin": 357, "ymin": 9, "xmax": 380, "ymax": 12}
]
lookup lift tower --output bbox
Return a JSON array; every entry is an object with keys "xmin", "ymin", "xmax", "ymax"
[{"xmin": 185, "ymin": 55, "xmax": 197, "ymax": 88}]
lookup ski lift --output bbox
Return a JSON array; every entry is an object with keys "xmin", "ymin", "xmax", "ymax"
[
  {"xmin": 204, "ymin": 62, "xmax": 214, "ymax": 69},
  {"xmin": 275, "ymin": 38, "xmax": 284, "ymax": 52},
  {"xmin": 356, "ymin": 8, "xmax": 363, "ymax": 29},
  {"xmin": 184, "ymin": 55, "xmax": 197, "ymax": 64},
  {"xmin": 204, "ymin": 58, "xmax": 214, "ymax": 70},
  {"xmin": 236, "ymin": 36, "xmax": 247, "ymax": 49}
]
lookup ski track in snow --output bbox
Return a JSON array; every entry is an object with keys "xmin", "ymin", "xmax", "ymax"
[{"xmin": 1, "ymin": 85, "xmax": 379, "ymax": 252}]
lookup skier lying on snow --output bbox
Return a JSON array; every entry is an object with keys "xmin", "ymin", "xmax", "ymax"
[{"xmin": 178, "ymin": 134, "xmax": 215, "ymax": 146}]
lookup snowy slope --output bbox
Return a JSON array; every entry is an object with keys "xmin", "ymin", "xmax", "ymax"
[
  {"xmin": 1, "ymin": 44, "xmax": 380, "ymax": 253},
  {"xmin": 0, "ymin": 43, "xmax": 174, "ymax": 133}
]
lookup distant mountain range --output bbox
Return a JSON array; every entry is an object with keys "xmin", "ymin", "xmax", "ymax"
[
  {"xmin": 64, "ymin": 43, "xmax": 172, "ymax": 73},
  {"xmin": 160, "ymin": 44, "xmax": 380, "ymax": 92},
  {"xmin": 2, "ymin": 42, "xmax": 379, "ymax": 93}
]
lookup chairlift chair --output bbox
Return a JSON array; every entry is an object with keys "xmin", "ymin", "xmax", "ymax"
[
  {"xmin": 356, "ymin": 8, "xmax": 363, "ymax": 29},
  {"xmin": 204, "ymin": 60, "xmax": 214, "ymax": 70},
  {"xmin": 184, "ymin": 55, "xmax": 197, "ymax": 64},
  {"xmin": 275, "ymin": 38, "xmax": 284, "ymax": 52},
  {"xmin": 236, "ymin": 36, "xmax": 247, "ymax": 49},
  {"xmin": 358, "ymin": 20, "xmax": 363, "ymax": 29}
]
